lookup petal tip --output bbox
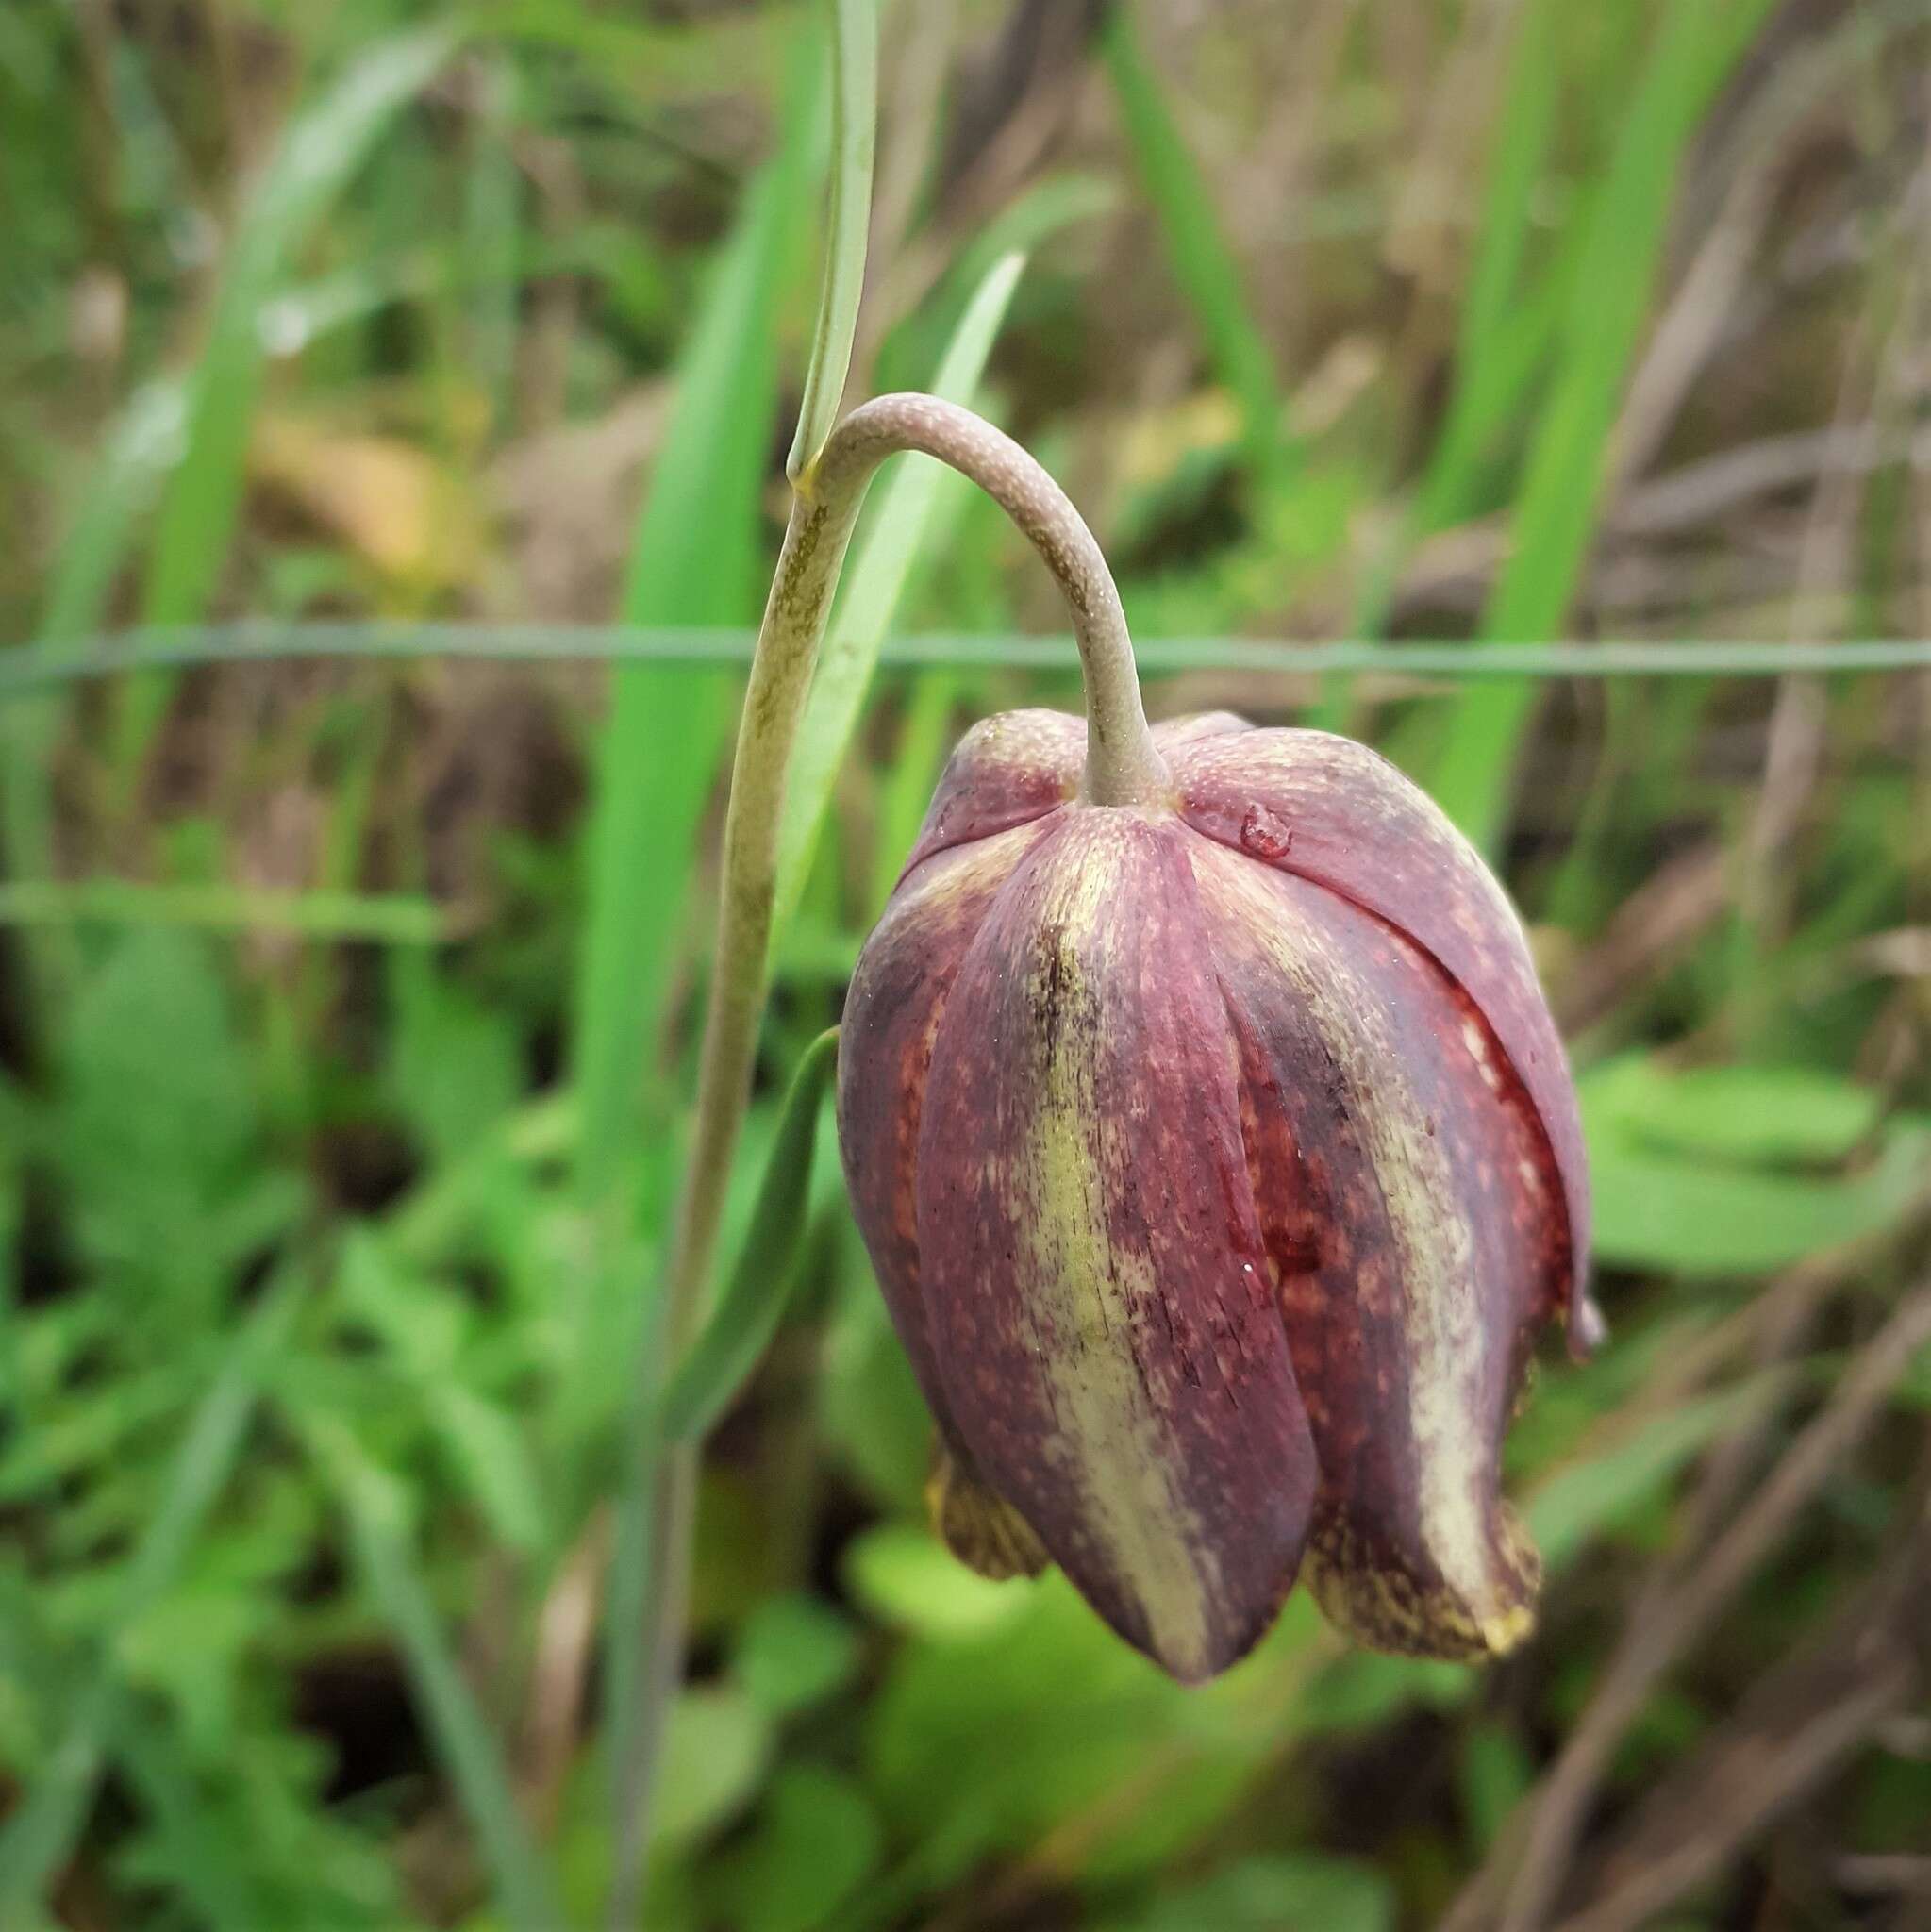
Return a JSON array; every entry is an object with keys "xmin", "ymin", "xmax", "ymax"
[
  {"xmin": 926, "ymin": 1441, "xmax": 1049, "ymax": 1583},
  {"xmin": 1569, "ymin": 1289, "xmax": 1609, "ymax": 1360},
  {"xmin": 1305, "ymin": 1508, "xmax": 1541, "ymax": 1664}
]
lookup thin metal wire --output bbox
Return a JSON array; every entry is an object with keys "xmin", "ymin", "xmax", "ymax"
[{"xmin": 4, "ymin": 622, "xmax": 1931, "ymax": 702}]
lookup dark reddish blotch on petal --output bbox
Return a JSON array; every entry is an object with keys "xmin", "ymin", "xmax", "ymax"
[{"xmin": 837, "ymin": 709, "xmax": 1592, "ymax": 1678}]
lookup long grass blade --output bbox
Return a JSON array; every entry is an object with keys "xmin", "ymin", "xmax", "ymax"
[
  {"xmin": 318, "ymin": 1429, "xmax": 565, "ymax": 1932},
  {"xmin": 327, "ymin": 1444, "xmax": 559, "ymax": 1924},
  {"xmin": 661, "ymin": 1028, "xmax": 840, "ymax": 1441},
  {"xmin": 570, "ymin": 41, "xmax": 820, "ymax": 1203},
  {"xmin": 113, "ymin": 30, "xmax": 455, "ymax": 782},
  {"xmin": 0, "ymin": 880, "xmax": 451, "ymax": 941},
  {"xmin": 1430, "ymin": 0, "xmax": 1779, "ymax": 850},
  {"xmin": 140, "ymin": 29, "xmax": 456, "ymax": 633},
  {"xmin": 787, "ymin": 0, "xmax": 877, "ymax": 484},
  {"xmin": 2, "ymin": 381, "xmax": 191, "ymax": 1008},
  {"xmin": 7, "ymin": 623, "xmax": 1931, "ymax": 698},
  {"xmin": 1102, "ymin": 4, "xmax": 1291, "ymax": 494}
]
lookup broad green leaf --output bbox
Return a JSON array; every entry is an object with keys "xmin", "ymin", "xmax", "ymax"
[
  {"xmin": 1097, "ymin": 1856, "xmax": 1395, "ymax": 1932},
  {"xmin": 1581, "ymin": 1056, "xmax": 1884, "ymax": 1167},
  {"xmin": 861, "ymin": 1566, "xmax": 1190, "ymax": 1881},
  {"xmin": 718, "ymin": 1765, "xmax": 883, "ymax": 1932},
  {"xmin": 1589, "ymin": 1128, "xmax": 1931, "ymax": 1275},
  {"xmin": 843, "ymin": 1525, "xmax": 1035, "ymax": 1642},
  {"xmin": 735, "ymin": 1593, "xmax": 861, "ymax": 1717},
  {"xmin": 656, "ymin": 1684, "xmax": 774, "ymax": 1846}
]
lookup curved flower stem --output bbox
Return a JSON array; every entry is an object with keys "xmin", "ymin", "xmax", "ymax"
[
  {"xmin": 608, "ymin": 393, "xmax": 1162, "ymax": 1922},
  {"xmin": 814, "ymin": 395, "xmax": 1171, "ymax": 806}
]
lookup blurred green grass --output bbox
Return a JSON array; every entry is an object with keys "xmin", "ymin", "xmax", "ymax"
[{"xmin": 3, "ymin": 4, "xmax": 1930, "ymax": 1931}]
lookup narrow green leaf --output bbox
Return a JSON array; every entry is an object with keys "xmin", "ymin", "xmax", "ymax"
[
  {"xmin": 0, "ymin": 878, "xmax": 450, "ymax": 941},
  {"xmin": 1102, "ymin": 5, "xmax": 1291, "ymax": 493},
  {"xmin": 788, "ymin": 0, "xmax": 877, "ymax": 483},
  {"xmin": 1455, "ymin": 0, "xmax": 1565, "ymax": 408},
  {"xmin": 1526, "ymin": 1374, "xmax": 1793, "ymax": 1569},
  {"xmin": 662, "ymin": 1027, "xmax": 840, "ymax": 1440},
  {"xmin": 774, "ymin": 251, "xmax": 1026, "ymax": 929},
  {"xmin": 572, "ymin": 41, "xmax": 821, "ymax": 1200},
  {"xmin": 870, "ymin": 670, "xmax": 965, "ymax": 907},
  {"xmin": 109, "ymin": 30, "xmax": 454, "ymax": 789},
  {"xmin": 3, "ymin": 379, "xmax": 188, "ymax": 1006},
  {"xmin": 312, "ymin": 1422, "xmax": 564, "ymax": 1932},
  {"xmin": 140, "ymin": 29, "xmax": 456, "ymax": 631},
  {"xmin": 7, "ymin": 625, "xmax": 1931, "ymax": 700},
  {"xmin": 1431, "ymin": 0, "xmax": 1779, "ymax": 849},
  {"xmin": 428, "ymin": 1385, "xmax": 548, "ymax": 1554}
]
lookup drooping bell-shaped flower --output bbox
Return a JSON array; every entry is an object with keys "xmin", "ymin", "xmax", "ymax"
[{"xmin": 838, "ymin": 706, "xmax": 1593, "ymax": 1682}]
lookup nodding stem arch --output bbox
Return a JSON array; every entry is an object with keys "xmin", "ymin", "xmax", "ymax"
[{"xmin": 797, "ymin": 393, "xmax": 1169, "ymax": 807}]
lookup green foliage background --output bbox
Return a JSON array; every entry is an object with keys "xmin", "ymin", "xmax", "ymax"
[{"xmin": 2, "ymin": 3, "xmax": 1929, "ymax": 1929}]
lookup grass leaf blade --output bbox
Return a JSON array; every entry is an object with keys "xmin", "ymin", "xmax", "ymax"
[
  {"xmin": 572, "ymin": 47, "xmax": 821, "ymax": 1201},
  {"xmin": 788, "ymin": 0, "xmax": 877, "ymax": 484},
  {"xmin": 662, "ymin": 1028, "xmax": 840, "ymax": 1441}
]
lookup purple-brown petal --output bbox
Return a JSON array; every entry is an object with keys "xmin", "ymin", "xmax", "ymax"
[
  {"xmin": 1190, "ymin": 833, "xmax": 1562, "ymax": 1658},
  {"xmin": 900, "ymin": 708, "xmax": 1085, "ymax": 878},
  {"xmin": 838, "ymin": 819, "xmax": 1060, "ymax": 1450},
  {"xmin": 1170, "ymin": 724, "xmax": 1593, "ymax": 1347},
  {"xmin": 914, "ymin": 808, "xmax": 1319, "ymax": 1681}
]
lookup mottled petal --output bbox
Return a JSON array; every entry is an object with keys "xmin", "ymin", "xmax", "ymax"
[
  {"xmin": 1191, "ymin": 835, "xmax": 1562, "ymax": 1658},
  {"xmin": 902, "ymin": 708, "xmax": 1085, "ymax": 876},
  {"xmin": 838, "ymin": 820, "xmax": 1059, "ymax": 1447},
  {"xmin": 916, "ymin": 808, "xmax": 1318, "ymax": 1681},
  {"xmin": 1171, "ymin": 724, "xmax": 1593, "ymax": 1344}
]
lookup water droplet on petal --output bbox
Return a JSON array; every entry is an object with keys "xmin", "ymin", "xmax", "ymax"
[{"xmin": 1240, "ymin": 803, "xmax": 1293, "ymax": 861}]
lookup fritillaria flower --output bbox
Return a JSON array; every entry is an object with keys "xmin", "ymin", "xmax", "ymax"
[{"xmin": 838, "ymin": 706, "xmax": 1593, "ymax": 1682}]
